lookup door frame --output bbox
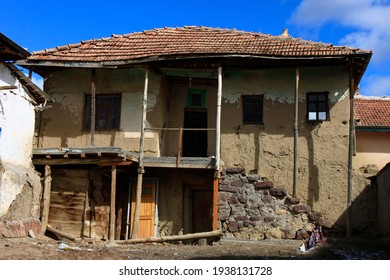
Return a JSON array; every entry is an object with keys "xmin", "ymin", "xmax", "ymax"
[{"xmin": 126, "ymin": 178, "xmax": 159, "ymax": 240}]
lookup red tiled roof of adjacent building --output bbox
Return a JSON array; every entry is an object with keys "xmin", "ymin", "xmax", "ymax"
[
  {"xmin": 354, "ymin": 96, "xmax": 390, "ymax": 127},
  {"xmin": 27, "ymin": 26, "xmax": 371, "ymax": 63}
]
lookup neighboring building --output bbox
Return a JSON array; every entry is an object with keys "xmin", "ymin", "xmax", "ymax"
[
  {"xmin": 0, "ymin": 33, "xmax": 51, "ymax": 229},
  {"xmin": 354, "ymin": 95, "xmax": 390, "ymax": 171},
  {"xmin": 19, "ymin": 27, "xmax": 372, "ymax": 240}
]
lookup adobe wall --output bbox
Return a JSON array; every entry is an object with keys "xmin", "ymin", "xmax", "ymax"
[
  {"xmin": 377, "ymin": 163, "xmax": 390, "ymax": 237},
  {"xmin": 220, "ymin": 67, "xmax": 356, "ymax": 228},
  {"xmin": 38, "ymin": 68, "xmax": 165, "ymax": 155}
]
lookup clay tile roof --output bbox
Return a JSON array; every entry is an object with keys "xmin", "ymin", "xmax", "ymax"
[
  {"xmin": 354, "ymin": 96, "xmax": 390, "ymax": 127},
  {"xmin": 27, "ymin": 26, "xmax": 371, "ymax": 63}
]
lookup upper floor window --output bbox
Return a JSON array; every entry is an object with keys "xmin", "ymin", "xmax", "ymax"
[
  {"xmin": 84, "ymin": 94, "xmax": 121, "ymax": 130},
  {"xmin": 242, "ymin": 95, "xmax": 263, "ymax": 124},
  {"xmin": 307, "ymin": 92, "xmax": 329, "ymax": 122}
]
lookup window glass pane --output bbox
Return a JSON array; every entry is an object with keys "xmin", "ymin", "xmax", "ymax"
[
  {"xmin": 317, "ymin": 94, "xmax": 326, "ymax": 101},
  {"xmin": 318, "ymin": 112, "xmax": 327, "ymax": 120},
  {"xmin": 84, "ymin": 94, "xmax": 121, "ymax": 130},
  {"xmin": 318, "ymin": 103, "xmax": 326, "ymax": 112},
  {"xmin": 308, "ymin": 103, "xmax": 317, "ymax": 112},
  {"xmin": 308, "ymin": 95, "xmax": 317, "ymax": 101},
  {"xmin": 308, "ymin": 112, "xmax": 317, "ymax": 120},
  {"xmin": 243, "ymin": 95, "xmax": 263, "ymax": 124}
]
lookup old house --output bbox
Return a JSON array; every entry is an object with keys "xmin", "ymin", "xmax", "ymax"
[
  {"xmin": 354, "ymin": 95, "xmax": 390, "ymax": 171},
  {"xmin": 19, "ymin": 27, "xmax": 372, "ymax": 241},
  {"xmin": 0, "ymin": 33, "xmax": 51, "ymax": 235}
]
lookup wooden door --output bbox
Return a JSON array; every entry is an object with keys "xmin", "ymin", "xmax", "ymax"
[
  {"xmin": 130, "ymin": 183, "xmax": 156, "ymax": 238},
  {"xmin": 192, "ymin": 189, "xmax": 213, "ymax": 233}
]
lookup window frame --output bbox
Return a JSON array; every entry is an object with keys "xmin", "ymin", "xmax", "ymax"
[
  {"xmin": 306, "ymin": 92, "xmax": 329, "ymax": 123},
  {"xmin": 83, "ymin": 93, "xmax": 122, "ymax": 131},
  {"xmin": 242, "ymin": 95, "xmax": 264, "ymax": 125}
]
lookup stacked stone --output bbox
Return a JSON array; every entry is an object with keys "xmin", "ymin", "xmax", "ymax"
[{"xmin": 218, "ymin": 167, "xmax": 330, "ymax": 240}]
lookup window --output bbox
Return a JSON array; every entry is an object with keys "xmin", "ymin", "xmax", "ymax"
[
  {"xmin": 84, "ymin": 94, "xmax": 121, "ymax": 130},
  {"xmin": 307, "ymin": 92, "xmax": 329, "ymax": 122},
  {"xmin": 186, "ymin": 89, "xmax": 206, "ymax": 108},
  {"xmin": 243, "ymin": 95, "xmax": 263, "ymax": 124}
]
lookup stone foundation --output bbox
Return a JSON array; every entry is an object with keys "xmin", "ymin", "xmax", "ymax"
[{"xmin": 218, "ymin": 167, "xmax": 331, "ymax": 240}]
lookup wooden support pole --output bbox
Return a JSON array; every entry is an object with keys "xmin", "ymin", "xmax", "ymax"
[
  {"xmin": 90, "ymin": 69, "xmax": 96, "ymax": 147},
  {"xmin": 213, "ymin": 177, "xmax": 219, "ymax": 231},
  {"xmin": 118, "ymin": 230, "xmax": 222, "ymax": 244},
  {"xmin": 176, "ymin": 127, "xmax": 183, "ymax": 167},
  {"xmin": 109, "ymin": 165, "xmax": 117, "ymax": 242},
  {"xmin": 293, "ymin": 67, "xmax": 299, "ymax": 197},
  {"xmin": 215, "ymin": 66, "xmax": 222, "ymax": 171},
  {"xmin": 131, "ymin": 68, "xmax": 148, "ymax": 239},
  {"xmin": 347, "ymin": 59, "xmax": 355, "ymax": 239},
  {"xmin": 41, "ymin": 165, "xmax": 52, "ymax": 233}
]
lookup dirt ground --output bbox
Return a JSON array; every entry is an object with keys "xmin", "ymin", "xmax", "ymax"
[{"xmin": 1, "ymin": 235, "xmax": 390, "ymax": 260}]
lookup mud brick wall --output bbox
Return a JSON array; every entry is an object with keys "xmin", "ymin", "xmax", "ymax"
[{"xmin": 218, "ymin": 167, "xmax": 330, "ymax": 240}]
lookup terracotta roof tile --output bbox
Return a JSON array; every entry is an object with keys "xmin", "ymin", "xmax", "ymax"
[
  {"xmin": 354, "ymin": 96, "xmax": 390, "ymax": 127},
  {"xmin": 28, "ymin": 26, "xmax": 371, "ymax": 63}
]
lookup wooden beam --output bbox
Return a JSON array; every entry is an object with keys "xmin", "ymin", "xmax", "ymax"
[
  {"xmin": 46, "ymin": 224, "xmax": 77, "ymax": 242},
  {"xmin": 293, "ymin": 67, "xmax": 299, "ymax": 197},
  {"xmin": 109, "ymin": 166, "xmax": 117, "ymax": 242},
  {"xmin": 213, "ymin": 177, "xmax": 219, "ymax": 231},
  {"xmin": 117, "ymin": 230, "xmax": 222, "ymax": 244},
  {"xmin": 131, "ymin": 68, "xmax": 149, "ymax": 239},
  {"xmin": 90, "ymin": 69, "xmax": 96, "ymax": 147},
  {"xmin": 33, "ymin": 157, "xmax": 126, "ymax": 165},
  {"xmin": 97, "ymin": 161, "xmax": 133, "ymax": 167},
  {"xmin": 41, "ymin": 165, "xmax": 52, "ymax": 233},
  {"xmin": 0, "ymin": 86, "xmax": 18, "ymax": 90},
  {"xmin": 176, "ymin": 127, "xmax": 183, "ymax": 167}
]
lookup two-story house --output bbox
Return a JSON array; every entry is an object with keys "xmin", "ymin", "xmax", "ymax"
[{"xmin": 19, "ymin": 27, "xmax": 372, "ymax": 241}]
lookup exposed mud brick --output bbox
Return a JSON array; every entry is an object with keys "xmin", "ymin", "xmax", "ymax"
[
  {"xmin": 255, "ymin": 181, "xmax": 274, "ymax": 189},
  {"xmin": 218, "ymin": 192, "xmax": 229, "ymax": 204},
  {"xmin": 232, "ymin": 179, "xmax": 244, "ymax": 188},
  {"xmin": 263, "ymin": 215, "xmax": 275, "ymax": 223},
  {"xmin": 291, "ymin": 204, "xmax": 311, "ymax": 214},
  {"xmin": 219, "ymin": 183, "xmax": 237, "ymax": 193},
  {"xmin": 237, "ymin": 194, "xmax": 247, "ymax": 204},
  {"xmin": 226, "ymin": 167, "xmax": 245, "ymax": 174},
  {"xmin": 247, "ymin": 174, "xmax": 261, "ymax": 182},
  {"xmin": 228, "ymin": 221, "xmax": 238, "ymax": 232},
  {"xmin": 285, "ymin": 196, "xmax": 300, "ymax": 205},
  {"xmin": 269, "ymin": 187, "xmax": 287, "ymax": 198},
  {"xmin": 296, "ymin": 229, "xmax": 310, "ymax": 240},
  {"xmin": 229, "ymin": 194, "xmax": 239, "ymax": 204},
  {"xmin": 262, "ymin": 195, "xmax": 273, "ymax": 204},
  {"xmin": 308, "ymin": 212, "xmax": 324, "ymax": 222}
]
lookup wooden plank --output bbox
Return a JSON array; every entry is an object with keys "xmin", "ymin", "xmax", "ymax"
[
  {"xmin": 0, "ymin": 86, "xmax": 18, "ymax": 90},
  {"xmin": 213, "ymin": 177, "xmax": 219, "ymax": 231},
  {"xmin": 46, "ymin": 224, "xmax": 77, "ymax": 241},
  {"xmin": 97, "ymin": 161, "xmax": 133, "ymax": 167},
  {"xmin": 41, "ymin": 165, "xmax": 52, "ymax": 233},
  {"xmin": 109, "ymin": 166, "xmax": 117, "ymax": 242},
  {"xmin": 33, "ymin": 157, "xmax": 126, "ymax": 165},
  {"xmin": 117, "ymin": 230, "xmax": 222, "ymax": 244}
]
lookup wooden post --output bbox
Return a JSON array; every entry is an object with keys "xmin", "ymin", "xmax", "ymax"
[
  {"xmin": 109, "ymin": 165, "xmax": 117, "ymax": 242},
  {"xmin": 176, "ymin": 127, "xmax": 183, "ymax": 167},
  {"xmin": 131, "ymin": 68, "xmax": 148, "ymax": 239},
  {"xmin": 212, "ymin": 177, "xmax": 219, "ymax": 231},
  {"xmin": 215, "ymin": 66, "xmax": 222, "ymax": 171},
  {"xmin": 90, "ymin": 69, "xmax": 96, "ymax": 147},
  {"xmin": 293, "ymin": 67, "xmax": 299, "ymax": 197},
  {"xmin": 41, "ymin": 165, "xmax": 52, "ymax": 233},
  {"xmin": 347, "ymin": 60, "xmax": 355, "ymax": 239}
]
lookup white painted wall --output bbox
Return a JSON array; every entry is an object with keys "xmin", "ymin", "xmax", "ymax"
[{"xmin": 0, "ymin": 62, "xmax": 39, "ymax": 217}]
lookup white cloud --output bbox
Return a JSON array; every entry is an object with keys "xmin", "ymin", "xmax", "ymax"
[
  {"xmin": 290, "ymin": 0, "xmax": 390, "ymax": 96},
  {"xmin": 360, "ymin": 75, "xmax": 390, "ymax": 96}
]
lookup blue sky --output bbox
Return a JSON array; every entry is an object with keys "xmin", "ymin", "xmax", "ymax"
[{"xmin": 1, "ymin": 0, "xmax": 390, "ymax": 96}]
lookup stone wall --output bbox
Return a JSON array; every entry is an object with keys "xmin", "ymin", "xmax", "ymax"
[{"xmin": 218, "ymin": 167, "xmax": 331, "ymax": 240}]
